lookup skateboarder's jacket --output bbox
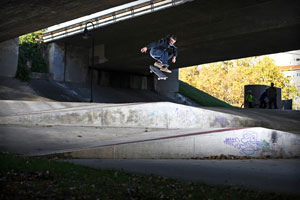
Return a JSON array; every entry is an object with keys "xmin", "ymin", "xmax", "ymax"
[{"xmin": 146, "ymin": 34, "xmax": 178, "ymax": 57}]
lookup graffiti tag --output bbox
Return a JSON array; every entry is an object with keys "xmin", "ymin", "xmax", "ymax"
[{"xmin": 224, "ymin": 131, "xmax": 263, "ymax": 156}]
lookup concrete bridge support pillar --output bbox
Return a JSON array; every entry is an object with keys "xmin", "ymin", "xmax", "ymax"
[
  {"xmin": 154, "ymin": 69, "xmax": 179, "ymax": 98},
  {"xmin": 48, "ymin": 43, "xmax": 65, "ymax": 81},
  {"xmin": 0, "ymin": 38, "xmax": 19, "ymax": 77},
  {"xmin": 47, "ymin": 42, "xmax": 90, "ymax": 83}
]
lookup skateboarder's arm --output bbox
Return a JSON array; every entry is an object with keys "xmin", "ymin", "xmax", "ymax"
[
  {"xmin": 172, "ymin": 46, "xmax": 178, "ymax": 57},
  {"xmin": 146, "ymin": 38, "xmax": 166, "ymax": 49},
  {"xmin": 171, "ymin": 46, "xmax": 178, "ymax": 63},
  {"xmin": 141, "ymin": 38, "xmax": 165, "ymax": 53}
]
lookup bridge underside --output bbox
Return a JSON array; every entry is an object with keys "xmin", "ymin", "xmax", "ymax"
[
  {"xmin": 1, "ymin": 0, "xmax": 300, "ymax": 75},
  {"xmin": 54, "ymin": 0, "xmax": 300, "ymax": 74},
  {"xmin": 0, "ymin": 0, "xmax": 132, "ymax": 42}
]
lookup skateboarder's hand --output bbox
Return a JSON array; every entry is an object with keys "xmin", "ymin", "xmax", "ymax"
[
  {"xmin": 141, "ymin": 47, "xmax": 147, "ymax": 53},
  {"xmin": 172, "ymin": 56, "xmax": 176, "ymax": 63}
]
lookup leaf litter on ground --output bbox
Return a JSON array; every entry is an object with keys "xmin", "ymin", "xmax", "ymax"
[{"xmin": 0, "ymin": 152, "xmax": 299, "ymax": 200}]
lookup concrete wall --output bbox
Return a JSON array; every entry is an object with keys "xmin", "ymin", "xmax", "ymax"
[
  {"xmin": 97, "ymin": 68, "xmax": 178, "ymax": 92},
  {"xmin": 48, "ymin": 43, "xmax": 65, "ymax": 81},
  {"xmin": 0, "ymin": 102, "xmax": 265, "ymax": 129},
  {"xmin": 0, "ymin": 38, "xmax": 19, "ymax": 77},
  {"xmin": 69, "ymin": 127, "xmax": 300, "ymax": 159},
  {"xmin": 48, "ymin": 42, "xmax": 90, "ymax": 83},
  {"xmin": 47, "ymin": 42, "xmax": 179, "ymax": 94},
  {"xmin": 65, "ymin": 44, "xmax": 89, "ymax": 83},
  {"xmin": 93, "ymin": 44, "xmax": 108, "ymax": 64},
  {"xmin": 98, "ymin": 70, "xmax": 150, "ymax": 90}
]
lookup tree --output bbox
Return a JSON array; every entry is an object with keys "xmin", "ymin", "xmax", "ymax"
[
  {"xmin": 179, "ymin": 56, "xmax": 300, "ymax": 109},
  {"xmin": 16, "ymin": 30, "xmax": 47, "ymax": 81}
]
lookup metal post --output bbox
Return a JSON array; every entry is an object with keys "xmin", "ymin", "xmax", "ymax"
[
  {"xmin": 64, "ymin": 42, "xmax": 67, "ymax": 82},
  {"xmin": 82, "ymin": 21, "xmax": 95, "ymax": 103},
  {"xmin": 90, "ymin": 34, "xmax": 94, "ymax": 102}
]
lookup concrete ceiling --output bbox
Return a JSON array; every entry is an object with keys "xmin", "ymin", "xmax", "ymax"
[
  {"xmin": 56, "ymin": 0, "xmax": 300, "ymax": 74},
  {"xmin": 0, "ymin": 0, "xmax": 133, "ymax": 42}
]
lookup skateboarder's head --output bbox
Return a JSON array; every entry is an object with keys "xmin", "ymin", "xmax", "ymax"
[{"xmin": 169, "ymin": 35, "xmax": 177, "ymax": 45}]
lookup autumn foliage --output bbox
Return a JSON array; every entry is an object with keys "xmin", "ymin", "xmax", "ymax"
[{"xmin": 179, "ymin": 57, "xmax": 299, "ymax": 108}]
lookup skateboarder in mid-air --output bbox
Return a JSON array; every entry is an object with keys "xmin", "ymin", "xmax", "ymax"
[{"xmin": 141, "ymin": 34, "xmax": 177, "ymax": 73}]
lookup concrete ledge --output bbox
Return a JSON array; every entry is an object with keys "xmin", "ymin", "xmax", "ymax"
[
  {"xmin": 0, "ymin": 101, "xmax": 265, "ymax": 129},
  {"xmin": 67, "ymin": 127, "xmax": 300, "ymax": 159}
]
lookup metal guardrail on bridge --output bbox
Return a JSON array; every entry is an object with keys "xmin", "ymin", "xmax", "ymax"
[{"xmin": 42, "ymin": 0, "xmax": 193, "ymax": 43}]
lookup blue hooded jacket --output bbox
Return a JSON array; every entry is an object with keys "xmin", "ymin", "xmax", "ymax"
[{"xmin": 146, "ymin": 34, "xmax": 178, "ymax": 57}]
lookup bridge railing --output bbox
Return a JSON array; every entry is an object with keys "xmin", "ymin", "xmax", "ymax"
[{"xmin": 42, "ymin": 0, "xmax": 193, "ymax": 43}]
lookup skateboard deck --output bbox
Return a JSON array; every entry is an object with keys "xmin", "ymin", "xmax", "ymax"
[{"xmin": 150, "ymin": 65, "xmax": 168, "ymax": 80}]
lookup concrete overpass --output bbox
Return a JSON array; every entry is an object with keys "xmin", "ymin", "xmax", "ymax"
[
  {"xmin": 0, "ymin": 0, "xmax": 133, "ymax": 42},
  {"xmin": 42, "ymin": 0, "xmax": 300, "ymax": 75},
  {"xmin": 1, "ymin": 0, "xmax": 300, "ymax": 95}
]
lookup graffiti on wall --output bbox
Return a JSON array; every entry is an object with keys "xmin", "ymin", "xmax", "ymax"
[{"xmin": 224, "ymin": 131, "xmax": 272, "ymax": 156}]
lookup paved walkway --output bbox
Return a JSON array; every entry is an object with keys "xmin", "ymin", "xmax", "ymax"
[{"xmin": 65, "ymin": 158, "xmax": 300, "ymax": 195}]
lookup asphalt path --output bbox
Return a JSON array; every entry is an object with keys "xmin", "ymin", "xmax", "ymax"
[{"xmin": 66, "ymin": 158, "xmax": 300, "ymax": 195}]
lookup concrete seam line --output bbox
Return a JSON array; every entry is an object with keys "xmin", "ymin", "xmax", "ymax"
[{"xmin": 75, "ymin": 127, "xmax": 256, "ymax": 149}]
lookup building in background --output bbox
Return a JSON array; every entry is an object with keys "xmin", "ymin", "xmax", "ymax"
[{"xmin": 267, "ymin": 50, "xmax": 300, "ymax": 109}]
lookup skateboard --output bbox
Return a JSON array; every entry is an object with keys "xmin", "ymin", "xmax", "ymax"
[{"xmin": 150, "ymin": 65, "xmax": 168, "ymax": 80}]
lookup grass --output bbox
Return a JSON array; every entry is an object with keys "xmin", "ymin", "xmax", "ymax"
[
  {"xmin": 179, "ymin": 81, "xmax": 233, "ymax": 108},
  {"xmin": 1, "ymin": 152, "xmax": 299, "ymax": 200}
]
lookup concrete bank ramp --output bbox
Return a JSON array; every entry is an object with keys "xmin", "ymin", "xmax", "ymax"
[
  {"xmin": 1, "ymin": 100, "xmax": 299, "ymax": 159},
  {"xmin": 67, "ymin": 127, "xmax": 300, "ymax": 159},
  {"xmin": 0, "ymin": 100, "xmax": 264, "ymax": 129}
]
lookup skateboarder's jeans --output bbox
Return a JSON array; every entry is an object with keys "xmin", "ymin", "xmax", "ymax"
[{"xmin": 150, "ymin": 48, "xmax": 174, "ymax": 66}]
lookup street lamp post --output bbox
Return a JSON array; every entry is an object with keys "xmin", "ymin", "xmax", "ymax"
[{"xmin": 82, "ymin": 22, "xmax": 95, "ymax": 103}]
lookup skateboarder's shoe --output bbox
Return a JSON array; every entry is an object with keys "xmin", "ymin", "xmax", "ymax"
[
  {"xmin": 160, "ymin": 67, "xmax": 172, "ymax": 73},
  {"xmin": 154, "ymin": 62, "xmax": 163, "ymax": 69}
]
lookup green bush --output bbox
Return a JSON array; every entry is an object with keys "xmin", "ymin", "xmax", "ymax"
[{"xmin": 16, "ymin": 30, "xmax": 47, "ymax": 81}]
